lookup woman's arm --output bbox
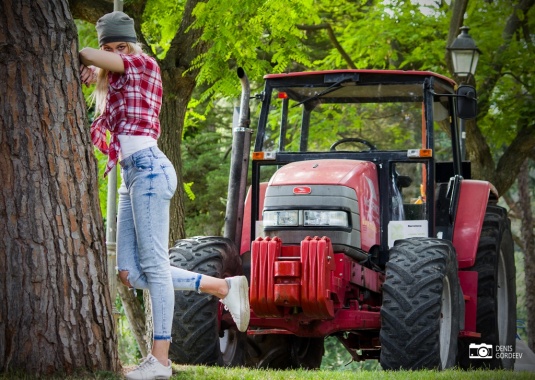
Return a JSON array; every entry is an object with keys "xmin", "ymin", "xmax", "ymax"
[{"xmin": 79, "ymin": 47, "xmax": 125, "ymax": 73}]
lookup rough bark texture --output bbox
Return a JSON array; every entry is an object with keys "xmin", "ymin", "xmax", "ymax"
[
  {"xmin": 518, "ymin": 161, "xmax": 535, "ymax": 351},
  {"xmin": 0, "ymin": 0, "xmax": 119, "ymax": 375}
]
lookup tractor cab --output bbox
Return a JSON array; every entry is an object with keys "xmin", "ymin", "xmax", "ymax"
[{"xmin": 244, "ymin": 70, "xmax": 476, "ymax": 267}]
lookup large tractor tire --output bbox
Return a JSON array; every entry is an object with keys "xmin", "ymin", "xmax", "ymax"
[
  {"xmin": 168, "ymin": 236, "xmax": 246, "ymax": 366},
  {"xmin": 457, "ymin": 205, "xmax": 516, "ymax": 369},
  {"xmin": 380, "ymin": 238, "xmax": 463, "ymax": 370},
  {"xmin": 245, "ymin": 334, "xmax": 324, "ymax": 369}
]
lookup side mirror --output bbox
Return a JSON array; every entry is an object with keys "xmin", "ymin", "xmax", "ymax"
[{"xmin": 457, "ymin": 85, "xmax": 477, "ymax": 120}]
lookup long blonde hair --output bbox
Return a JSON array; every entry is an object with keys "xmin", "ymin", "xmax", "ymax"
[{"xmin": 92, "ymin": 42, "xmax": 144, "ymax": 115}]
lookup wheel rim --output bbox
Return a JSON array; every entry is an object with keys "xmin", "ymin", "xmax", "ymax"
[
  {"xmin": 220, "ymin": 328, "xmax": 239, "ymax": 364},
  {"xmin": 439, "ymin": 276, "xmax": 453, "ymax": 369},
  {"xmin": 497, "ymin": 248, "xmax": 509, "ymax": 347}
]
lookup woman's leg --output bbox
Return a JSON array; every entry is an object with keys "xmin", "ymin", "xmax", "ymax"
[
  {"xmin": 119, "ymin": 147, "xmax": 249, "ymax": 368},
  {"xmin": 117, "ymin": 148, "xmax": 176, "ymax": 367}
]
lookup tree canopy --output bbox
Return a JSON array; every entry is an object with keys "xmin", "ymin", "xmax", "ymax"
[{"xmin": 72, "ymin": 0, "xmax": 535, "ymax": 210}]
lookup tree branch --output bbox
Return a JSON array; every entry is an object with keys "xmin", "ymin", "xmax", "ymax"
[
  {"xmin": 445, "ymin": 0, "xmax": 468, "ymax": 71},
  {"xmin": 495, "ymin": 123, "xmax": 535, "ymax": 194},
  {"xmin": 478, "ymin": 0, "xmax": 535, "ymax": 115},
  {"xmin": 296, "ymin": 23, "xmax": 356, "ymax": 69},
  {"xmin": 165, "ymin": 0, "xmax": 209, "ymax": 74},
  {"xmin": 124, "ymin": 0, "xmax": 150, "ymax": 52},
  {"xmin": 69, "ymin": 0, "xmax": 113, "ymax": 23}
]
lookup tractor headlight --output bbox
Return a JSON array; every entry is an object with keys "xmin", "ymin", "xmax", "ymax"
[
  {"xmin": 304, "ymin": 210, "xmax": 348, "ymax": 227},
  {"xmin": 263, "ymin": 210, "xmax": 299, "ymax": 227}
]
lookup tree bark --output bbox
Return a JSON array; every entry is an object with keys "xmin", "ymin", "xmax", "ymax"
[
  {"xmin": 518, "ymin": 160, "xmax": 535, "ymax": 351},
  {"xmin": 0, "ymin": 0, "xmax": 119, "ymax": 375}
]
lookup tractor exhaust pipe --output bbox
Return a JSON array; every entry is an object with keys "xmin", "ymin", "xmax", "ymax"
[{"xmin": 223, "ymin": 68, "xmax": 252, "ymax": 248}]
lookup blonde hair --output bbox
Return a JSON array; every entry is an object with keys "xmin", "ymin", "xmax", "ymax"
[{"xmin": 92, "ymin": 42, "xmax": 144, "ymax": 115}]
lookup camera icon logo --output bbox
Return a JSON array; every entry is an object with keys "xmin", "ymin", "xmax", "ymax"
[{"xmin": 469, "ymin": 343, "xmax": 493, "ymax": 359}]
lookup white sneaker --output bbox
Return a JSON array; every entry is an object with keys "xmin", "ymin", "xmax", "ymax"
[
  {"xmin": 220, "ymin": 276, "xmax": 250, "ymax": 332},
  {"xmin": 126, "ymin": 354, "xmax": 172, "ymax": 380}
]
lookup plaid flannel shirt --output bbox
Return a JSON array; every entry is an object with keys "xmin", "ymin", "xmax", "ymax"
[{"xmin": 90, "ymin": 53, "xmax": 162, "ymax": 177}]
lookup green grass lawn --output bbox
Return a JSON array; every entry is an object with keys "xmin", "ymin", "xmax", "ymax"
[
  {"xmin": 169, "ymin": 366, "xmax": 534, "ymax": 380},
  {"xmin": 2, "ymin": 365, "xmax": 534, "ymax": 379}
]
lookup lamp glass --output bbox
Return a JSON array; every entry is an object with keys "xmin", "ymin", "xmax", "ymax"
[{"xmin": 451, "ymin": 50, "xmax": 479, "ymax": 77}]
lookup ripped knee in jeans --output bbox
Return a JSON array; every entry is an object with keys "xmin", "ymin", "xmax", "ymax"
[{"xmin": 119, "ymin": 270, "xmax": 133, "ymax": 288}]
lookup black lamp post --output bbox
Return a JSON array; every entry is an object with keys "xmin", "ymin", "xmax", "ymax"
[
  {"xmin": 447, "ymin": 26, "xmax": 481, "ymax": 81},
  {"xmin": 447, "ymin": 26, "xmax": 480, "ymax": 160}
]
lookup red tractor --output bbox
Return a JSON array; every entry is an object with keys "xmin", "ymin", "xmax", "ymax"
[{"xmin": 169, "ymin": 68, "xmax": 516, "ymax": 370}]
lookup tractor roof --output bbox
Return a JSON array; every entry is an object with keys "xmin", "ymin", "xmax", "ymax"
[{"xmin": 264, "ymin": 69, "xmax": 457, "ymax": 91}]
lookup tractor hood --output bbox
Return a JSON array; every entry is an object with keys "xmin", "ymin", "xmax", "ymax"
[
  {"xmin": 265, "ymin": 159, "xmax": 380, "ymax": 252},
  {"xmin": 269, "ymin": 159, "xmax": 377, "ymax": 188}
]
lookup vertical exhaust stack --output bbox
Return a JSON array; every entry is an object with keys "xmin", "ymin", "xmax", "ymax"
[{"xmin": 224, "ymin": 68, "xmax": 252, "ymax": 247}]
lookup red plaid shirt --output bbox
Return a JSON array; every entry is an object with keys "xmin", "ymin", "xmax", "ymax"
[{"xmin": 90, "ymin": 53, "xmax": 163, "ymax": 176}]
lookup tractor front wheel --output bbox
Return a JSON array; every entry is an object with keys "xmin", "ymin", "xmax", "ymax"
[
  {"xmin": 168, "ymin": 236, "xmax": 245, "ymax": 366},
  {"xmin": 380, "ymin": 238, "xmax": 463, "ymax": 370}
]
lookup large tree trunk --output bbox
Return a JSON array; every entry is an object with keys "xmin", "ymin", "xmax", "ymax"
[
  {"xmin": 0, "ymin": 0, "xmax": 119, "ymax": 375},
  {"xmin": 518, "ymin": 160, "xmax": 535, "ymax": 351},
  {"xmin": 159, "ymin": 0, "xmax": 209, "ymax": 242}
]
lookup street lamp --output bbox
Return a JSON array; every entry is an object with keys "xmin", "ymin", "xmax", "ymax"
[
  {"xmin": 447, "ymin": 26, "xmax": 481, "ymax": 80},
  {"xmin": 447, "ymin": 26, "xmax": 480, "ymax": 162}
]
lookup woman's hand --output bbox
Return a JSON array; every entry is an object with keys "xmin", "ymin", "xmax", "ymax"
[{"xmin": 79, "ymin": 64, "xmax": 97, "ymax": 87}]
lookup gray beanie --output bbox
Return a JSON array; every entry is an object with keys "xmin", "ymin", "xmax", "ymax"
[{"xmin": 96, "ymin": 11, "xmax": 137, "ymax": 46}]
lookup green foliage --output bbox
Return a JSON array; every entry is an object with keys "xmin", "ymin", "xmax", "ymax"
[
  {"xmin": 466, "ymin": 1, "xmax": 535, "ymax": 153},
  {"xmin": 321, "ymin": 337, "xmax": 380, "ymax": 371},
  {"xmin": 182, "ymin": 128, "xmax": 232, "ymax": 236},
  {"xmin": 142, "ymin": 0, "xmax": 185, "ymax": 57},
  {"xmin": 190, "ymin": 0, "xmax": 317, "ymax": 100}
]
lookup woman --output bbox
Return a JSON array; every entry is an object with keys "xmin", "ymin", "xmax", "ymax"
[{"xmin": 79, "ymin": 11, "xmax": 249, "ymax": 380}]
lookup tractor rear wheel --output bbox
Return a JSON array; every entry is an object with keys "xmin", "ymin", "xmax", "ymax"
[
  {"xmin": 245, "ymin": 334, "xmax": 324, "ymax": 369},
  {"xmin": 380, "ymin": 238, "xmax": 463, "ymax": 370},
  {"xmin": 168, "ymin": 236, "xmax": 245, "ymax": 366},
  {"xmin": 457, "ymin": 205, "xmax": 516, "ymax": 369}
]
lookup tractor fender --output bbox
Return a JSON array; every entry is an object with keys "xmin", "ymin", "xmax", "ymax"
[{"xmin": 452, "ymin": 179, "xmax": 498, "ymax": 268}]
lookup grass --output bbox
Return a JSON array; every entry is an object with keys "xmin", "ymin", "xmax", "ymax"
[
  {"xmin": 2, "ymin": 366, "xmax": 533, "ymax": 380},
  {"xmin": 168, "ymin": 366, "xmax": 535, "ymax": 380}
]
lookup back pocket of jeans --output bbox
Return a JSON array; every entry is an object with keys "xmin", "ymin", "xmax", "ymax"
[{"xmin": 133, "ymin": 155, "xmax": 153, "ymax": 171}]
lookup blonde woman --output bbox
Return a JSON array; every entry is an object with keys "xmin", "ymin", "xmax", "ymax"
[{"xmin": 79, "ymin": 11, "xmax": 249, "ymax": 380}]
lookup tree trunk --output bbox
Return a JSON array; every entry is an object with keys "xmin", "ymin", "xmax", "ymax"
[
  {"xmin": 158, "ymin": 70, "xmax": 196, "ymax": 243},
  {"xmin": 0, "ymin": 0, "xmax": 119, "ymax": 375},
  {"xmin": 518, "ymin": 160, "xmax": 535, "ymax": 351},
  {"xmin": 159, "ymin": 0, "xmax": 209, "ymax": 242}
]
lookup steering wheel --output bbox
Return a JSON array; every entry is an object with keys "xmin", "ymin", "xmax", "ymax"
[{"xmin": 329, "ymin": 137, "xmax": 378, "ymax": 151}]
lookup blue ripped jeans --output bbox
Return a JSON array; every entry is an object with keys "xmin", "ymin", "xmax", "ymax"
[{"xmin": 117, "ymin": 146, "xmax": 202, "ymax": 341}]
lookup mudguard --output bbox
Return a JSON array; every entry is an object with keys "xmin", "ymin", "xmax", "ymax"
[{"xmin": 452, "ymin": 179, "xmax": 495, "ymax": 268}]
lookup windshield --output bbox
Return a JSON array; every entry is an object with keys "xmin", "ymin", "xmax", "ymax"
[{"xmin": 260, "ymin": 81, "xmax": 453, "ymax": 160}]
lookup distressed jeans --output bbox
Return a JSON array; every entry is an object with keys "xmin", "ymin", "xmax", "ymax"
[{"xmin": 117, "ymin": 146, "xmax": 202, "ymax": 341}]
